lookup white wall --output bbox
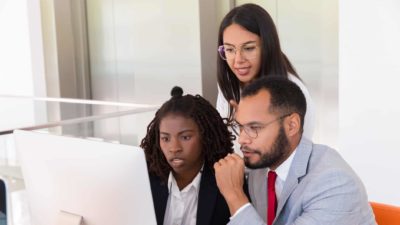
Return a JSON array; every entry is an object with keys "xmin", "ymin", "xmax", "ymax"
[
  {"xmin": 0, "ymin": 0, "xmax": 44, "ymax": 154},
  {"xmin": 339, "ymin": 0, "xmax": 400, "ymax": 205},
  {"xmin": 0, "ymin": 0, "xmax": 34, "ymax": 96},
  {"xmin": 0, "ymin": 0, "xmax": 46, "ymax": 97}
]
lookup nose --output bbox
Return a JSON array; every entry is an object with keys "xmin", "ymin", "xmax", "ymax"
[
  {"xmin": 233, "ymin": 48, "xmax": 246, "ymax": 64},
  {"xmin": 169, "ymin": 138, "xmax": 182, "ymax": 153},
  {"xmin": 238, "ymin": 130, "xmax": 252, "ymax": 146}
]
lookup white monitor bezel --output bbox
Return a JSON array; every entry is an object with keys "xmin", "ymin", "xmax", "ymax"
[{"xmin": 14, "ymin": 130, "xmax": 156, "ymax": 225}]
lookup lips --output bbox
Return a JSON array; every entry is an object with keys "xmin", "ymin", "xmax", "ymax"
[
  {"xmin": 169, "ymin": 158, "xmax": 184, "ymax": 167},
  {"xmin": 242, "ymin": 150, "xmax": 255, "ymax": 158},
  {"xmin": 241, "ymin": 147, "xmax": 259, "ymax": 158},
  {"xmin": 234, "ymin": 67, "xmax": 251, "ymax": 76}
]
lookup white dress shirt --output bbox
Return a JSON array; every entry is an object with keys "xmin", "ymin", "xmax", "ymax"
[
  {"xmin": 271, "ymin": 150, "xmax": 296, "ymax": 200},
  {"xmin": 163, "ymin": 170, "xmax": 202, "ymax": 225}
]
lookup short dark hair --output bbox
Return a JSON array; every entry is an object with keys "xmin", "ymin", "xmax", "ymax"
[
  {"xmin": 140, "ymin": 87, "xmax": 234, "ymax": 181},
  {"xmin": 217, "ymin": 3, "xmax": 298, "ymax": 121},
  {"xmin": 241, "ymin": 76, "xmax": 307, "ymax": 131}
]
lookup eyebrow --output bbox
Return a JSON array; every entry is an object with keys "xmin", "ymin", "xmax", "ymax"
[
  {"xmin": 159, "ymin": 129, "xmax": 195, "ymax": 135},
  {"xmin": 234, "ymin": 121, "xmax": 263, "ymax": 126},
  {"xmin": 223, "ymin": 41, "xmax": 257, "ymax": 46}
]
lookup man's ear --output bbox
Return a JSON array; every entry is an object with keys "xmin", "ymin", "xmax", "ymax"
[{"xmin": 284, "ymin": 113, "xmax": 301, "ymax": 137}]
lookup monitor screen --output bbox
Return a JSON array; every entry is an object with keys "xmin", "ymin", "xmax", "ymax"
[{"xmin": 14, "ymin": 130, "xmax": 156, "ymax": 225}]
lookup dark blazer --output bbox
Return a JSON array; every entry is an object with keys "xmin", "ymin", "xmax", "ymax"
[{"xmin": 149, "ymin": 166, "xmax": 231, "ymax": 225}]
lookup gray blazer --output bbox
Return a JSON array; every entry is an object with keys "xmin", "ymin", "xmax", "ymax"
[{"xmin": 229, "ymin": 138, "xmax": 376, "ymax": 225}]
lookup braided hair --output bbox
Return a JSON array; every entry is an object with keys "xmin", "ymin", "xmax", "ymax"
[{"xmin": 140, "ymin": 86, "xmax": 234, "ymax": 181}]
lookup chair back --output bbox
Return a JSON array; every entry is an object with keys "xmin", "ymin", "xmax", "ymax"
[{"xmin": 370, "ymin": 202, "xmax": 400, "ymax": 225}]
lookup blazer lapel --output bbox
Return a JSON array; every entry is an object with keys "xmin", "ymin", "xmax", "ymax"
[
  {"xmin": 275, "ymin": 138, "xmax": 313, "ymax": 217},
  {"xmin": 150, "ymin": 176, "xmax": 169, "ymax": 225},
  {"xmin": 196, "ymin": 166, "xmax": 218, "ymax": 225}
]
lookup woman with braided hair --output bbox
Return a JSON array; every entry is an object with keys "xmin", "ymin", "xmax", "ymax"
[{"xmin": 140, "ymin": 86, "xmax": 235, "ymax": 225}]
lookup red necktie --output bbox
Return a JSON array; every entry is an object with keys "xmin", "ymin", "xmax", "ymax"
[{"xmin": 267, "ymin": 171, "xmax": 277, "ymax": 225}]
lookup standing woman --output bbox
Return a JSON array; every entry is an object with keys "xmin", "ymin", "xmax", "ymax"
[{"xmin": 216, "ymin": 3, "xmax": 315, "ymax": 139}]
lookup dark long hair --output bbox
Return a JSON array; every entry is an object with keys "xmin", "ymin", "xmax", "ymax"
[
  {"xmin": 140, "ymin": 87, "xmax": 234, "ymax": 181},
  {"xmin": 217, "ymin": 3, "xmax": 299, "ymax": 121}
]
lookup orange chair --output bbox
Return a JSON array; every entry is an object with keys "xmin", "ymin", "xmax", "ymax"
[{"xmin": 370, "ymin": 202, "xmax": 400, "ymax": 225}]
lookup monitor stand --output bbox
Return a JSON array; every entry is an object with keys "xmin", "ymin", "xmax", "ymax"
[{"xmin": 57, "ymin": 211, "xmax": 83, "ymax": 225}]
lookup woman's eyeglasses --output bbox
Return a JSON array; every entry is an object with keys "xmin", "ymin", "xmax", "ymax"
[{"xmin": 218, "ymin": 43, "xmax": 259, "ymax": 61}]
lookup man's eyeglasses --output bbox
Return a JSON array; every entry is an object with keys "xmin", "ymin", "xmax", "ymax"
[
  {"xmin": 230, "ymin": 114, "xmax": 291, "ymax": 139},
  {"xmin": 218, "ymin": 43, "xmax": 259, "ymax": 61}
]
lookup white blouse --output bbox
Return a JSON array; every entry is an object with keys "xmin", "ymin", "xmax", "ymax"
[{"xmin": 163, "ymin": 171, "xmax": 202, "ymax": 225}]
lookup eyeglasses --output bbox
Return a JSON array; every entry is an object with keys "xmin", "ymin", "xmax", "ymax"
[
  {"xmin": 218, "ymin": 43, "xmax": 259, "ymax": 61},
  {"xmin": 230, "ymin": 114, "xmax": 291, "ymax": 139}
]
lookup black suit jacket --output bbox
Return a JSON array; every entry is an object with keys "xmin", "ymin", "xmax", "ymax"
[{"xmin": 149, "ymin": 166, "xmax": 231, "ymax": 225}]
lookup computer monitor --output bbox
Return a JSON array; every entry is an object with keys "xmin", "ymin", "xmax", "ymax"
[{"xmin": 14, "ymin": 130, "xmax": 156, "ymax": 225}]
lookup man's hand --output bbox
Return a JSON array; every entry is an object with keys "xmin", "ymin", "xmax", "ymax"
[{"xmin": 214, "ymin": 153, "xmax": 249, "ymax": 215}]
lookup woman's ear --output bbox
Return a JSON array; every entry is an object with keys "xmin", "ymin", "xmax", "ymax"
[{"xmin": 284, "ymin": 113, "xmax": 301, "ymax": 137}]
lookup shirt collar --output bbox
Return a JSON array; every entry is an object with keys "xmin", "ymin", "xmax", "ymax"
[
  {"xmin": 268, "ymin": 146, "xmax": 298, "ymax": 182},
  {"xmin": 167, "ymin": 165, "xmax": 203, "ymax": 195}
]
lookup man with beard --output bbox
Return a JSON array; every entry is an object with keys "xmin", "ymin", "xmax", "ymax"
[{"xmin": 214, "ymin": 76, "xmax": 376, "ymax": 225}]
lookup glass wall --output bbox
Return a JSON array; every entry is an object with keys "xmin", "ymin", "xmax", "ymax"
[
  {"xmin": 85, "ymin": 0, "xmax": 206, "ymax": 144},
  {"xmin": 86, "ymin": 0, "xmax": 202, "ymax": 105},
  {"xmin": 236, "ymin": 0, "xmax": 339, "ymax": 147}
]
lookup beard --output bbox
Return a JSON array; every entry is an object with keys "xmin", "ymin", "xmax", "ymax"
[{"xmin": 242, "ymin": 125, "xmax": 290, "ymax": 169}]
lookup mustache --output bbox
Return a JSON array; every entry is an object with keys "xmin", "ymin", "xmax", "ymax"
[{"xmin": 240, "ymin": 146, "xmax": 261, "ymax": 155}]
